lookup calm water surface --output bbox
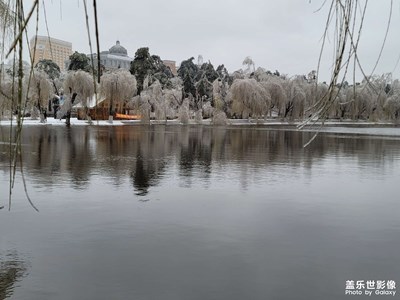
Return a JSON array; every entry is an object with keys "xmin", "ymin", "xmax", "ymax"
[{"xmin": 0, "ymin": 125, "xmax": 399, "ymax": 300}]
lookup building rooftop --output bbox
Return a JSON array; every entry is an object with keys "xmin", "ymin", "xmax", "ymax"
[
  {"xmin": 109, "ymin": 41, "xmax": 128, "ymax": 56},
  {"xmin": 30, "ymin": 35, "xmax": 72, "ymax": 47}
]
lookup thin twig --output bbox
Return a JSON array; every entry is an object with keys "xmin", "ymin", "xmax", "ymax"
[
  {"xmin": 5, "ymin": 0, "xmax": 38, "ymax": 58},
  {"xmin": 41, "ymin": 0, "xmax": 54, "ymax": 61}
]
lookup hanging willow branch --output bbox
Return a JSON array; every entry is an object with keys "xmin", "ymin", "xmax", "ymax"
[
  {"xmin": 299, "ymin": 0, "xmax": 394, "ymax": 147},
  {"xmin": 5, "ymin": 0, "xmax": 38, "ymax": 58},
  {"xmin": 1, "ymin": 0, "xmax": 41, "ymax": 211}
]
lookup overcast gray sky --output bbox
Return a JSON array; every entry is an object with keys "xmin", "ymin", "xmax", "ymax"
[{"xmin": 25, "ymin": 0, "xmax": 400, "ymax": 82}]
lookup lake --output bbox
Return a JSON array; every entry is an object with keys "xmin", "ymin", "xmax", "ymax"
[{"xmin": 1, "ymin": 125, "xmax": 399, "ymax": 299}]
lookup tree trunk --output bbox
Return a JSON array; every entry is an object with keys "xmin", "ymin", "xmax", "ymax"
[{"xmin": 66, "ymin": 92, "xmax": 77, "ymax": 126}]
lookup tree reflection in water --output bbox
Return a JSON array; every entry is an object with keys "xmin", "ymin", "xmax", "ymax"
[
  {"xmin": 0, "ymin": 251, "xmax": 28, "ymax": 299},
  {"xmin": 1, "ymin": 125, "xmax": 399, "ymax": 196},
  {"xmin": 131, "ymin": 147, "xmax": 164, "ymax": 196}
]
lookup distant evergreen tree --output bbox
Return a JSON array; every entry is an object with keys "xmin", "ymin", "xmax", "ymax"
[
  {"xmin": 35, "ymin": 59, "xmax": 60, "ymax": 80},
  {"xmin": 130, "ymin": 47, "xmax": 173, "ymax": 94},
  {"xmin": 68, "ymin": 51, "xmax": 91, "ymax": 72},
  {"xmin": 177, "ymin": 57, "xmax": 198, "ymax": 98},
  {"xmin": 35, "ymin": 59, "xmax": 61, "ymax": 94}
]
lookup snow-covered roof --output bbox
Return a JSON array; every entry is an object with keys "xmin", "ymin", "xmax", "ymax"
[
  {"xmin": 101, "ymin": 53, "xmax": 133, "ymax": 62},
  {"xmin": 109, "ymin": 41, "xmax": 128, "ymax": 56},
  {"xmin": 73, "ymin": 94, "xmax": 107, "ymax": 109}
]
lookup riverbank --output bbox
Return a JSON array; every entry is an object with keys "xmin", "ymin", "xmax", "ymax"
[{"xmin": 0, "ymin": 117, "xmax": 398, "ymax": 127}]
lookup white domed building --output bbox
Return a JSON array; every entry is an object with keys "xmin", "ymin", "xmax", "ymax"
[{"xmin": 89, "ymin": 41, "xmax": 133, "ymax": 70}]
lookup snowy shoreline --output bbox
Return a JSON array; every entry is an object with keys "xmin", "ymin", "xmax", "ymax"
[
  {"xmin": 1, "ymin": 117, "xmax": 399, "ymax": 137},
  {"xmin": 0, "ymin": 117, "xmax": 397, "ymax": 126}
]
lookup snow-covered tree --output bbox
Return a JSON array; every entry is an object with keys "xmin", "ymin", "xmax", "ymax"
[
  {"xmin": 212, "ymin": 79, "xmax": 225, "ymax": 111},
  {"xmin": 178, "ymin": 57, "xmax": 198, "ymax": 98},
  {"xmin": 26, "ymin": 70, "xmax": 52, "ymax": 122},
  {"xmin": 242, "ymin": 56, "xmax": 255, "ymax": 75},
  {"xmin": 62, "ymin": 70, "xmax": 95, "ymax": 124},
  {"xmin": 326, "ymin": 85, "xmax": 347, "ymax": 119},
  {"xmin": 35, "ymin": 59, "xmax": 61, "ymax": 94},
  {"xmin": 145, "ymin": 80, "xmax": 165, "ymax": 120},
  {"xmin": 64, "ymin": 70, "xmax": 95, "ymax": 107},
  {"xmin": 383, "ymin": 94, "xmax": 400, "ymax": 120},
  {"xmin": 231, "ymin": 69, "xmax": 245, "ymax": 81},
  {"xmin": 100, "ymin": 69, "xmax": 137, "ymax": 119},
  {"xmin": 229, "ymin": 78, "xmax": 270, "ymax": 119},
  {"xmin": 195, "ymin": 75, "xmax": 212, "ymax": 108},
  {"xmin": 163, "ymin": 84, "xmax": 182, "ymax": 119},
  {"xmin": 282, "ymin": 78, "xmax": 306, "ymax": 119},
  {"xmin": 383, "ymin": 79, "xmax": 400, "ymax": 120},
  {"xmin": 259, "ymin": 76, "xmax": 287, "ymax": 117},
  {"xmin": 0, "ymin": 73, "xmax": 17, "ymax": 118},
  {"xmin": 0, "ymin": 0, "xmax": 13, "ymax": 45},
  {"xmin": 212, "ymin": 110, "xmax": 228, "ymax": 125},
  {"xmin": 67, "ymin": 51, "xmax": 92, "ymax": 72},
  {"xmin": 304, "ymin": 82, "xmax": 328, "ymax": 115},
  {"xmin": 253, "ymin": 67, "xmax": 270, "ymax": 82},
  {"xmin": 178, "ymin": 98, "xmax": 190, "ymax": 124},
  {"xmin": 202, "ymin": 101, "xmax": 214, "ymax": 119},
  {"xmin": 130, "ymin": 47, "xmax": 173, "ymax": 94}
]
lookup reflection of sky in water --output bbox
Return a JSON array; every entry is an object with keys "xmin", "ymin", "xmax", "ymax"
[
  {"xmin": 0, "ymin": 126, "xmax": 400, "ymax": 300},
  {"xmin": 295, "ymin": 126, "xmax": 400, "ymax": 137}
]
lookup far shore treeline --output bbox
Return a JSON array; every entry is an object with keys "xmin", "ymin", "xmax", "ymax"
[{"xmin": 1, "ymin": 47, "xmax": 400, "ymax": 124}]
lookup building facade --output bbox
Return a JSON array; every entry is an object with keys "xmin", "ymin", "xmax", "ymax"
[
  {"xmin": 30, "ymin": 35, "xmax": 72, "ymax": 71},
  {"xmin": 89, "ymin": 41, "xmax": 133, "ymax": 71},
  {"xmin": 89, "ymin": 41, "xmax": 177, "ymax": 75},
  {"xmin": 163, "ymin": 60, "xmax": 177, "ymax": 76}
]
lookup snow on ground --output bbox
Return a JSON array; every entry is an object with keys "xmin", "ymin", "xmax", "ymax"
[
  {"xmin": 0, "ymin": 117, "xmax": 129, "ymax": 126},
  {"xmin": 0, "ymin": 117, "xmax": 399, "ymax": 136}
]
